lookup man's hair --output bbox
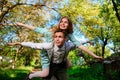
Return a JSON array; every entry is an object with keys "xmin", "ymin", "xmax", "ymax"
[{"xmin": 52, "ymin": 28, "xmax": 67, "ymax": 38}]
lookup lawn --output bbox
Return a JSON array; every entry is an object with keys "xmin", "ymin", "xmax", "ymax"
[{"xmin": 0, "ymin": 64, "xmax": 108, "ymax": 80}]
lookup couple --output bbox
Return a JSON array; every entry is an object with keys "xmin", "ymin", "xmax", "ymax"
[
  {"xmin": 9, "ymin": 16, "xmax": 103, "ymax": 80},
  {"xmin": 9, "ymin": 29, "xmax": 76, "ymax": 80}
]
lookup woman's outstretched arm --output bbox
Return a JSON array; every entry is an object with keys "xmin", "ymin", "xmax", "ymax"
[{"xmin": 16, "ymin": 22, "xmax": 35, "ymax": 30}]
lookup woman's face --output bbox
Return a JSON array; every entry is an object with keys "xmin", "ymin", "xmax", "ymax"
[{"xmin": 59, "ymin": 18, "xmax": 69, "ymax": 30}]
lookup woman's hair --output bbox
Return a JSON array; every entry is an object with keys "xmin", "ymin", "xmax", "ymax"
[
  {"xmin": 52, "ymin": 16, "xmax": 73, "ymax": 34},
  {"xmin": 58, "ymin": 16, "xmax": 73, "ymax": 34}
]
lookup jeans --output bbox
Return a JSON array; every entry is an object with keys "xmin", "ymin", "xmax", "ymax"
[{"xmin": 42, "ymin": 62, "xmax": 68, "ymax": 80}]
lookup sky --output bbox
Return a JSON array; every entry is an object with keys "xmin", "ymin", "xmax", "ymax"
[
  {"xmin": 0, "ymin": 0, "xmax": 117, "ymax": 55},
  {"xmin": 3, "ymin": 0, "xmax": 110, "ymax": 46},
  {"xmin": 2, "ymin": 0, "xmax": 90, "ymax": 43}
]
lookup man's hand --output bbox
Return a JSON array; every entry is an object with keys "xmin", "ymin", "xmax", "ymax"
[
  {"xmin": 8, "ymin": 42, "xmax": 20, "ymax": 46},
  {"xmin": 94, "ymin": 55, "xmax": 104, "ymax": 60},
  {"xmin": 8, "ymin": 43, "xmax": 16, "ymax": 46}
]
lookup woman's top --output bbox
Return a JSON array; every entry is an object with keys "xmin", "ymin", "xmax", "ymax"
[{"xmin": 34, "ymin": 27, "xmax": 82, "ymax": 47}]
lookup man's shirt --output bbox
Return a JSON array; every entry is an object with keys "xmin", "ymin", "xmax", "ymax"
[{"xmin": 21, "ymin": 42, "xmax": 76, "ymax": 64}]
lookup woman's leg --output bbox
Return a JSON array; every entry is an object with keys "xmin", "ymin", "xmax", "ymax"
[
  {"xmin": 66, "ymin": 58, "xmax": 72, "ymax": 68},
  {"xmin": 29, "ymin": 49, "xmax": 50, "ymax": 79},
  {"xmin": 29, "ymin": 67, "xmax": 49, "ymax": 79}
]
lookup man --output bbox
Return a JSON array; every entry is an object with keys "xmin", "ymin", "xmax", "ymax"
[{"xmin": 8, "ymin": 29, "xmax": 75, "ymax": 80}]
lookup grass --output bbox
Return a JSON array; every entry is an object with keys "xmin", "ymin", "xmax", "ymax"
[
  {"xmin": 0, "ymin": 66, "xmax": 32, "ymax": 80},
  {"xmin": 67, "ymin": 64, "xmax": 106, "ymax": 80},
  {"xmin": 0, "ymin": 64, "xmax": 109, "ymax": 80}
]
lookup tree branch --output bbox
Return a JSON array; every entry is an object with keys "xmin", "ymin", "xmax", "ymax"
[
  {"xmin": 0, "ymin": 2, "xmax": 21, "ymax": 23},
  {"xmin": 21, "ymin": 3, "xmax": 57, "ymax": 11},
  {"xmin": 0, "ymin": 2, "xmax": 57, "ymax": 23},
  {"xmin": 112, "ymin": 0, "xmax": 120, "ymax": 22}
]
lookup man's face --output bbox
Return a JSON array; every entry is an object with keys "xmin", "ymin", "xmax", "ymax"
[{"xmin": 54, "ymin": 32, "xmax": 66, "ymax": 47}]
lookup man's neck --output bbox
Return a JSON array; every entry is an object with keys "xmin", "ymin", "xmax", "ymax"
[{"xmin": 58, "ymin": 45, "xmax": 62, "ymax": 48}]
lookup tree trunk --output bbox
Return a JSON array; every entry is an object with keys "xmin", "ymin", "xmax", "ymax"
[{"xmin": 102, "ymin": 45, "xmax": 105, "ymax": 58}]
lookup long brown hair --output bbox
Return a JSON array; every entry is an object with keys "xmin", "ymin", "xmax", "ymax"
[
  {"xmin": 58, "ymin": 16, "xmax": 73, "ymax": 34},
  {"xmin": 52, "ymin": 16, "xmax": 73, "ymax": 34}
]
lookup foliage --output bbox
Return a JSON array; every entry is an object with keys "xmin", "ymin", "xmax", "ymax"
[
  {"xmin": 68, "ymin": 64, "xmax": 106, "ymax": 80},
  {"xmin": 0, "ymin": 63, "xmax": 119, "ymax": 80},
  {"xmin": 110, "ymin": 70, "xmax": 120, "ymax": 80},
  {"xmin": 0, "ymin": 66, "xmax": 33, "ymax": 80},
  {"xmin": 111, "ymin": 0, "xmax": 120, "ymax": 22},
  {"xmin": 68, "ymin": 49, "xmax": 86, "ymax": 66},
  {"xmin": 0, "ymin": 64, "xmax": 108, "ymax": 80},
  {"xmin": 0, "ymin": 0, "xmax": 67, "ymax": 68},
  {"xmin": 0, "ymin": 0, "xmax": 120, "ymax": 72},
  {"xmin": 59, "ymin": 0, "xmax": 120, "ymax": 58},
  {"xmin": 0, "ymin": 43, "xmax": 40, "ymax": 67},
  {"xmin": 0, "ymin": 56, "xmax": 13, "ymax": 68}
]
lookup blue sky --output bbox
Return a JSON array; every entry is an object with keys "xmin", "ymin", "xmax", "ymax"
[
  {"xmin": 2, "ymin": 0, "xmax": 89, "ymax": 43},
  {"xmin": 3, "ymin": 0, "xmax": 110, "ymax": 46}
]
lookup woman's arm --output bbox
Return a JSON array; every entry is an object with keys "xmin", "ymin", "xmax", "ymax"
[
  {"xmin": 16, "ymin": 22, "xmax": 51, "ymax": 34},
  {"xmin": 15, "ymin": 22, "xmax": 52, "ymax": 42},
  {"xmin": 68, "ymin": 34, "xmax": 82, "ymax": 46},
  {"xmin": 16, "ymin": 22, "xmax": 35, "ymax": 30}
]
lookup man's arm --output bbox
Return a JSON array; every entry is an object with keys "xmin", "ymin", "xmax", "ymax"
[
  {"xmin": 78, "ymin": 45, "xmax": 103, "ymax": 59},
  {"xmin": 66, "ymin": 39, "xmax": 103, "ymax": 59},
  {"xmin": 8, "ymin": 42, "xmax": 21, "ymax": 45},
  {"xmin": 8, "ymin": 42, "xmax": 52, "ymax": 49}
]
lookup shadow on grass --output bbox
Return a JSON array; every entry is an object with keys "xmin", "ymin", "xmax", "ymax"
[
  {"xmin": 0, "ymin": 68, "xmax": 29, "ymax": 80},
  {"xmin": 0, "ymin": 64, "xmax": 106, "ymax": 80},
  {"xmin": 0, "ymin": 67, "xmax": 42, "ymax": 80},
  {"xmin": 0, "ymin": 64, "xmax": 109, "ymax": 80},
  {"xmin": 68, "ymin": 64, "xmax": 107, "ymax": 80}
]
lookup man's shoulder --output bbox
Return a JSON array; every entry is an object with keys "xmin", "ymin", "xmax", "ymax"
[
  {"xmin": 65, "ymin": 41, "xmax": 75, "ymax": 47},
  {"xmin": 44, "ymin": 42, "xmax": 54, "ymax": 49}
]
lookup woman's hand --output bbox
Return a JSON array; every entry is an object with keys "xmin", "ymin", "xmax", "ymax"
[
  {"xmin": 15, "ymin": 22, "xmax": 24, "ymax": 26},
  {"xmin": 15, "ymin": 22, "xmax": 35, "ymax": 30}
]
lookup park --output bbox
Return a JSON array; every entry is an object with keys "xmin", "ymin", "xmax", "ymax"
[{"xmin": 0, "ymin": 0, "xmax": 120, "ymax": 80}]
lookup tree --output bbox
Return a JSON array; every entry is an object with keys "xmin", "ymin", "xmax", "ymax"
[
  {"xmin": 112, "ymin": 0, "xmax": 120, "ymax": 22},
  {"xmin": 0, "ymin": 0, "xmax": 65, "ymax": 66},
  {"xmin": 59, "ymin": 0, "xmax": 120, "ymax": 58}
]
